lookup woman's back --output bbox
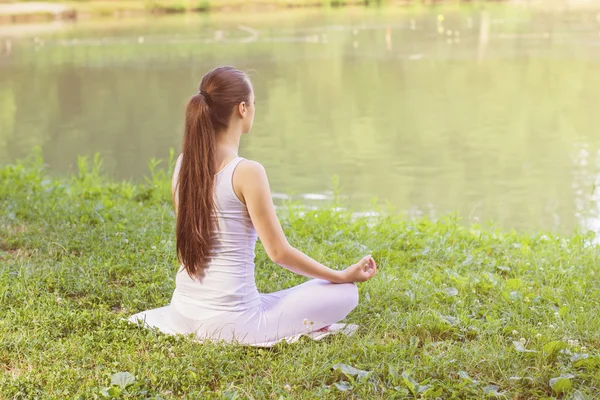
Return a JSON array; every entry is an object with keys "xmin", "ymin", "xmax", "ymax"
[
  {"xmin": 127, "ymin": 66, "xmax": 372, "ymax": 345},
  {"xmin": 171, "ymin": 154, "xmax": 261, "ymax": 319}
]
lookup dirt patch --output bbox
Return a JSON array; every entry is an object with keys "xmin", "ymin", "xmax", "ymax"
[
  {"xmin": 0, "ymin": 248, "xmax": 31, "ymax": 260},
  {"xmin": 0, "ymin": 360, "xmax": 33, "ymax": 378}
]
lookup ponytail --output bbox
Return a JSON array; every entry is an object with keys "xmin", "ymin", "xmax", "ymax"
[
  {"xmin": 176, "ymin": 94, "xmax": 216, "ymax": 280},
  {"xmin": 175, "ymin": 66, "xmax": 252, "ymax": 280}
]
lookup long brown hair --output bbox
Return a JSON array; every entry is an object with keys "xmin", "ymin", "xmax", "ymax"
[{"xmin": 177, "ymin": 66, "xmax": 252, "ymax": 280}]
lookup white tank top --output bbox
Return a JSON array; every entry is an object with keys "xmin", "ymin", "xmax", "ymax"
[{"xmin": 170, "ymin": 154, "xmax": 261, "ymax": 319}]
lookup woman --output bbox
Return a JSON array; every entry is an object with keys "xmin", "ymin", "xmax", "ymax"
[{"xmin": 136, "ymin": 66, "xmax": 377, "ymax": 346}]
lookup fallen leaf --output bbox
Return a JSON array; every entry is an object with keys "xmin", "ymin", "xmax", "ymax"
[
  {"xmin": 332, "ymin": 363, "xmax": 371, "ymax": 379},
  {"xmin": 513, "ymin": 341, "xmax": 537, "ymax": 353},
  {"xmin": 334, "ymin": 381, "xmax": 351, "ymax": 391},
  {"xmin": 110, "ymin": 372, "xmax": 135, "ymax": 390}
]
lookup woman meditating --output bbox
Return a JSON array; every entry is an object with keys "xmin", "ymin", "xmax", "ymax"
[{"xmin": 132, "ymin": 66, "xmax": 377, "ymax": 346}]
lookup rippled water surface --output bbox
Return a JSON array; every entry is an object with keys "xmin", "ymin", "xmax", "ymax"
[{"xmin": 1, "ymin": 7, "xmax": 600, "ymax": 233}]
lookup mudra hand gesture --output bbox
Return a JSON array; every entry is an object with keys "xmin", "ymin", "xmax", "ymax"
[{"xmin": 341, "ymin": 255, "xmax": 377, "ymax": 283}]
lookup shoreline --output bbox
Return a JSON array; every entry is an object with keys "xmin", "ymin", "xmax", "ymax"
[
  {"xmin": 0, "ymin": 0, "xmax": 508, "ymax": 25},
  {"xmin": 0, "ymin": 0, "xmax": 597, "ymax": 26},
  {"xmin": 2, "ymin": 1, "xmax": 391, "ymax": 24}
]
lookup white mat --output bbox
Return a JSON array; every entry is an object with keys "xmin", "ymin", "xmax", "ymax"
[{"xmin": 127, "ymin": 306, "xmax": 359, "ymax": 347}]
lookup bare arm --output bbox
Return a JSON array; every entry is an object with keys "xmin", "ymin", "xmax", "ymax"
[{"xmin": 234, "ymin": 160, "xmax": 376, "ymax": 283}]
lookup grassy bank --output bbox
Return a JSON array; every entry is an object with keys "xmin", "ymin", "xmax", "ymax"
[
  {"xmin": 1, "ymin": 150, "xmax": 600, "ymax": 399},
  {"xmin": 66, "ymin": 0, "xmax": 379, "ymax": 16},
  {"xmin": 1, "ymin": 0, "xmax": 403, "ymax": 23}
]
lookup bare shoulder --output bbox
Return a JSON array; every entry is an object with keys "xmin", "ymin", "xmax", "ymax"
[
  {"xmin": 236, "ymin": 159, "xmax": 268, "ymax": 181},
  {"xmin": 233, "ymin": 159, "xmax": 270, "ymax": 205}
]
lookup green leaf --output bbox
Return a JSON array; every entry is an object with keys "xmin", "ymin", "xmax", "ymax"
[
  {"xmin": 417, "ymin": 384, "xmax": 431, "ymax": 394},
  {"xmin": 513, "ymin": 341, "xmax": 537, "ymax": 353},
  {"xmin": 439, "ymin": 314, "xmax": 459, "ymax": 326},
  {"xmin": 223, "ymin": 390, "xmax": 239, "ymax": 400},
  {"xmin": 570, "ymin": 353, "xmax": 588, "ymax": 362},
  {"xmin": 509, "ymin": 376, "xmax": 533, "ymax": 382},
  {"xmin": 332, "ymin": 363, "xmax": 371, "ymax": 380},
  {"xmin": 401, "ymin": 372, "xmax": 419, "ymax": 396},
  {"xmin": 422, "ymin": 386, "xmax": 443, "ymax": 397},
  {"xmin": 506, "ymin": 278, "xmax": 523, "ymax": 290},
  {"xmin": 334, "ymin": 381, "xmax": 351, "ymax": 391},
  {"xmin": 392, "ymin": 386, "xmax": 410, "ymax": 396},
  {"xmin": 483, "ymin": 385, "xmax": 505, "ymax": 397},
  {"xmin": 107, "ymin": 386, "xmax": 121, "ymax": 397},
  {"xmin": 110, "ymin": 371, "xmax": 135, "ymax": 390},
  {"xmin": 543, "ymin": 340, "xmax": 568, "ymax": 355},
  {"xmin": 570, "ymin": 390, "xmax": 589, "ymax": 400},
  {"xmin": 559, "ymin": 306, "xmax": 570, "ymax": 318},
  {"xmin": 387, "ymin": 363, "xmax": 398, "ymax": 381},
  {"xmin": 458, "ymin": 371, "xmax": 476, "ymax": 383},
  {"xmin": 572, "ymin": 355, "xmax": 600, "ymax": 369},
  {"xmin": 549, "ymin": 374, "xmax": 575, "ymax": 394}
]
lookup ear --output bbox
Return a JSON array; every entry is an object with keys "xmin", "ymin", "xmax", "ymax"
[{"xmin": 237, "ymin": 101, "xmax": 247, "ymax": 118}]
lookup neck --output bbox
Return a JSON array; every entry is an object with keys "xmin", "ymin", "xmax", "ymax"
[{"xmin": 215, "ymin": 126, "xmax": 242, "ymax": 161}]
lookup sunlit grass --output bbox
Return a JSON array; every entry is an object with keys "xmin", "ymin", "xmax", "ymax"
[{"xmin": 1, "ymin": 149, "xmax": 600, "ymax": 398}]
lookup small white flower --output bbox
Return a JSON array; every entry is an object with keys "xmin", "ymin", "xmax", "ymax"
[
  {"xmin": 512, "ymin": 330, "xmax": 519, "ymax": 335},
  {"xmin": 284, "ymin": 384, "xmax": 291, "ymax": 391},
  {"xmin": 302, "ymin": 318, "xmax": 308, "ymax": 325},
  {"xmin": 536, "ymin": 333, "xmax": 542, "ymax": 338},
  {"xmin": 581, "ymin": 346, "xmax": 587, "ymax": 351},
  {"xmin": 537, "ymin": 322, "xmax": 542, "ymax": 326},
  {"xmin": 151, "ymin": 246, "xmax": 157, "ymax": 250},
  {"xmin": 549, "ymin": 324, "xmax": 556, "ymax": 329}
]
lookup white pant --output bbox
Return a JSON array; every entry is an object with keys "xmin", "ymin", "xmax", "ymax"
[{"xmin": 168, "ymin": 279, "xmax": 359, "ymax": 345}]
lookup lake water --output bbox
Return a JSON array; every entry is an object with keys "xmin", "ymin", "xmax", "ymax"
[{"xmin": 1, "ymin": 6, "xmax": 600, "ymax": 234}]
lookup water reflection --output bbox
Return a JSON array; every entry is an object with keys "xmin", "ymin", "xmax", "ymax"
[
  {"xmin": 589, "ymin": 180, "xmax": 600, "ymax": 245},
  {"xmin": 572, "ymin": 143, "xmax": 600, "ymax": 244},
  {"xmin": 1, "ymin": 8, "xmax": 600, "ymax": 235}
]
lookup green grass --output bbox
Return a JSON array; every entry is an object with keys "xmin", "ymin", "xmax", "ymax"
[{"xmin": 1, "ymin": 148, "xmax": 600, "ymax": 399}]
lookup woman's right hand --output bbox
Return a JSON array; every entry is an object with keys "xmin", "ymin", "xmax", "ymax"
[{"xmin": 340, "ymin": 255, "xmax": 377, "ymax": 283}]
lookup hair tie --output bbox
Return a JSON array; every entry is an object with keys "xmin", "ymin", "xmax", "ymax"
[{"xmin": 199, "ymin": 90, "xmax": 210, "ymax": 101}]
